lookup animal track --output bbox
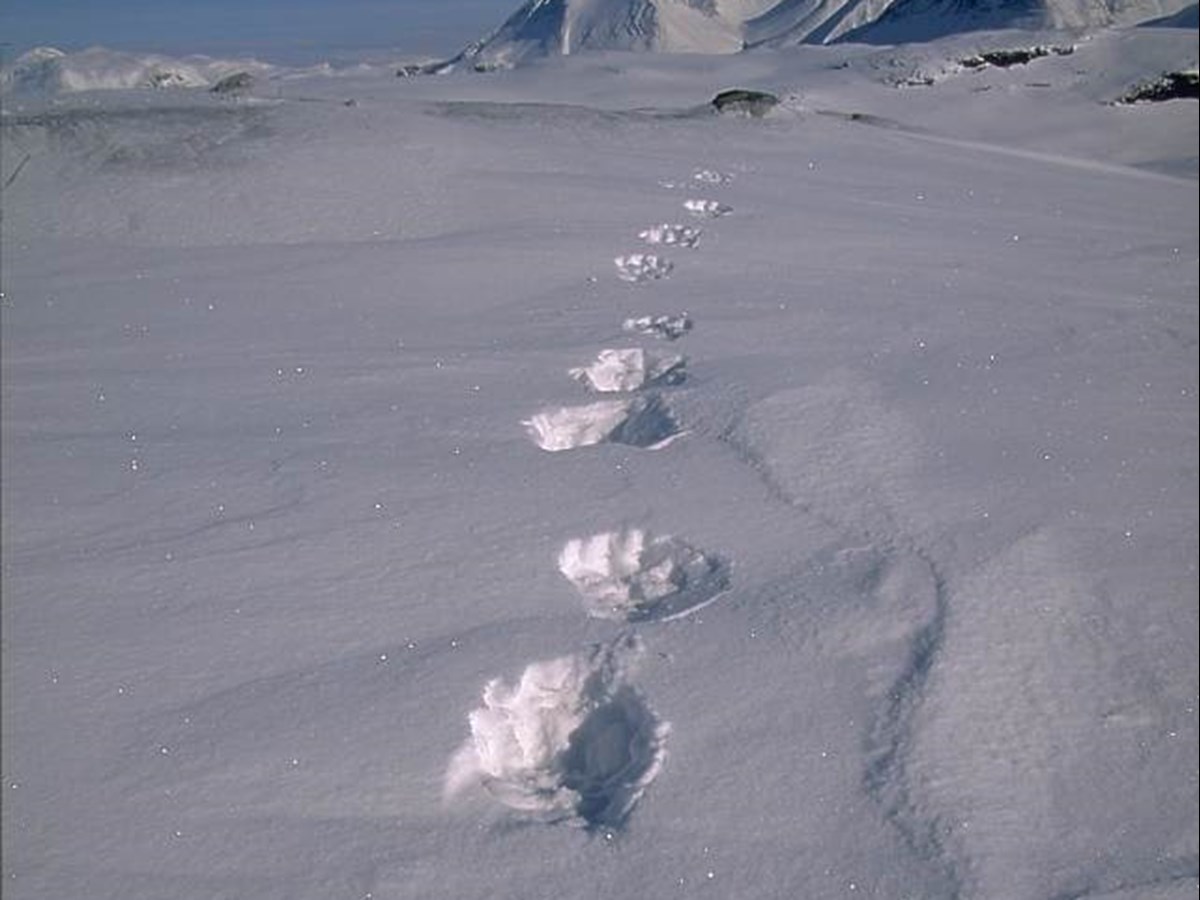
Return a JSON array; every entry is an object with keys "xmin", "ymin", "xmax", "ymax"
[
  {"xmin": 622, "ymin": 313, "xmax": 693, "ymax": 341},
  {"xmin": 444, "ymin": 634, "xmax": 669, "ymax": 829},
  {"xmin": 614, "ymin": 253, "xmax": 673, "ymax": 283},
  {"xmin": 569, "ymin": 348, "xmax": 686, "ymax": 393},
  {"xmin": 559, "ymin": 529, "xmax": 730, "ymax": 622},
  {"xmin": 683, "ymin": 199, "xmax": 732, "ymax": 218},
  {"xmin": 638, "ymin": 223, "xmax": 702, "ymax": 248},
  {"xmin": 524, "ymin": 395, "xmax": 681, "ymax": 452}
]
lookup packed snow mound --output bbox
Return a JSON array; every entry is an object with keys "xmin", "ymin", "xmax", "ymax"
[
  {"xmin": 524, "ymin": 395, "xmax": 682, "ymax": 450},
  {"xmin": 461, "ymin": 0, "xmax": 1195, "ymax": 62},
  {"xmin": 0, "ymin": 46, "xmax": 275, "ymax": 96},
  {"xmin": 558, "ymin": 529, "xmax": 730, "ymax": 621},
  {"xmin": 444, "ymin": 635, "xmax": 669, "ymax": 828},
  {"xmin": 568, "ymin": 348, "xmax": 687, "ymax": 392}
]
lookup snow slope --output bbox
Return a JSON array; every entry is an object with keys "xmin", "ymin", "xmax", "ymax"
[
  {"xmin": 461, "ymin": 0, "xmax": 1195, "ymax": 64},
  {"xmin": 2, "ymin": 24, "xmax": 1197, "ymax": 900}
]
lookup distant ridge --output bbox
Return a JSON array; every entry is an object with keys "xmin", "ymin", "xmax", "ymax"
[{"xmin": 455, "ymin": 0, "xmax": 1195, "ymax": 67}]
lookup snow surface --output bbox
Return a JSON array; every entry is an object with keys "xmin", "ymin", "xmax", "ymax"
[
  {"xmin": 2, "ymin": 25, "xmax": 1198, "ymax": 900},
  {"xmin": 568, "ymin": 347, "xmax": 687, "ymax": 391},
  {"xmin": 461, "ymin": 0, "xmax": 1196, "ymax": 65}
]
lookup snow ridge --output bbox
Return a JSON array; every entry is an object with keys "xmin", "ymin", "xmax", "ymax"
[{"xmin": 861, "ymin": 550, "xmax": 963, "ymax": 895}]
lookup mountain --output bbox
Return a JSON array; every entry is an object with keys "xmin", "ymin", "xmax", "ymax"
[
  {"xmin": 458, "ymin": 0, "xmax": 1196, "ymax": 66},
  {"xmin": 455, "ymin": 0, "xmax": 742, "ymax": 70}
]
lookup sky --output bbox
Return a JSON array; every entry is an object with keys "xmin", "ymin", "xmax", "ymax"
[{"xmin": 0, "ymin": 0, "xmax": 512, "ymax": 64}]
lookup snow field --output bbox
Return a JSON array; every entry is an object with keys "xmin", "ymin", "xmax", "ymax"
[{"xmin": 1, "ymin": 29, "xmax": 1196, "ymax": 900}]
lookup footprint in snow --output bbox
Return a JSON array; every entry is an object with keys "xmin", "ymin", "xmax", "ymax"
[
  {"xmin": 444, "ymin": 634, "xmax": 669, "ymax": 829},
  {"xmin": 569, "ymin": 348, "xmax": 686, "ymax": 393},
  {"xmin": 559, "ymin": 528, "xmax": 730, "ymax": 623},
  {"xmin": 683, "ymin": 199, "xmax": 732, "ymax": 218},
  {"xmin": 524, "ymin": 394, "xmax": 681, "ymax": 452},
  {"xmin": 639, "ymin": 223, "xmax": 702, "ymax": 248},
  {"xmin": 614, "ymin": 253, "xmax": 673, "ymax": 283},
  {"xmin": 622, "ymin": 313, "xmax": 693, "ymax": 341}
]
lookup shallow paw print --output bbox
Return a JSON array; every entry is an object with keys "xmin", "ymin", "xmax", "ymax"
[
  {"xmin": 683, "ymin": 199, "xmax": 732, "ymax": 218},
  {"xmin": 523, "ymin": 394, "xmax": 682, "ymax": 452},
  {"xmin": 622, "ymin": 313, "xmax": 693, "ymax": 341},
  {"xmin": 568, "ymin": 348, "xmax": 686, "ymax": 393},
  {"xmin": 614, "ymin": 253, "xmax": 673, "ymax": 283},
  {"xmin": 638, "ymin": 223, "xmax": 702, "ymax": 248},
  {"xmin": 559, "ymin": 528, "xmax": 730, "ymax": 623}
]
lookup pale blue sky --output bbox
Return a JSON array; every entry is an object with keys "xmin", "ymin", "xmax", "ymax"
[{"xmin": 0, "ymin": 0, "xmax": 512, "ymax": 63}]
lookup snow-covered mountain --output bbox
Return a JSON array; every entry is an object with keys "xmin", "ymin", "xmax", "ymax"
[{"xmin": 460, "ymin": 0, "xmax": 1195, "ymax": 66}]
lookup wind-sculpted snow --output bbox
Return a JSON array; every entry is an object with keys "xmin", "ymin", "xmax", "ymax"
[
  {"xmin": 559, "ymin": 529, "xmax": 730, "ymax": 621},
  {"xmin": 614, "ymin": 252, "xmax": 674, "ymax": 283},
  {"xmin": 729, "ymin": 371, "xmax": 927, "ymax": 538},
  {"xmin": 568, "ymin": 347, "xmax": 686, "ymax": 392},
  {"xmin": 524, "ymin": 395, "xmax": 682, "ymax": 450},
  {"xmin": 900, "ymin": 528, "xmax": 1200, "ymax": 898},
  {"xmin": 444, "ymin": 635, "xmax": 669, "ymax": 828}
]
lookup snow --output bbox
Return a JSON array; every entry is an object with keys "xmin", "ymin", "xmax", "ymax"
[
  {"xmin": 2, "ymin": 23, "xmax": 1197, "ymax": 900},
  {"xmin": 461, "ymin": 0, "xmax": 1196, "ymax": 64},
  {"xmin": 568, "ymin": 347, "xmax": 687, "ymax": 391},
  {"xmin": 444, "ymin": 633, "xmax": 669, "ymax": 827},
  {"xmin": 1, "ymin": 45, "xmax": 277, "ymax": 96},
  {"xmin": 558, "ymin": 528, "xmax": 729, "ymax": 620}
]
